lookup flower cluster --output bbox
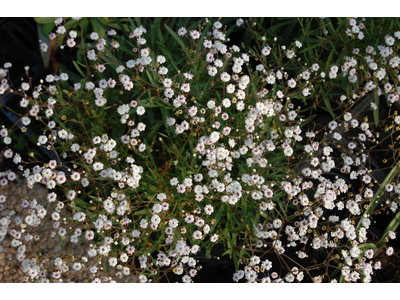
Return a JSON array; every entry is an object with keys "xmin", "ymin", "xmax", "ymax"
[{"xmin": 0, "ymin": 17, "xmax": 399, "ymax": 283}]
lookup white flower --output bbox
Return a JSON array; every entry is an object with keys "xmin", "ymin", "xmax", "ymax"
[
  {"xmin": 87, "ymin": 49, "xmax": 96, "ymax": 60},
  {"xmin": 70, "ymin": 172, "xmax": 81, "ymax": 181},
  {"xmin": 90, "ymin": 32, "xmax": 99, "ymax": 40},
  {"xmin": 208, "ymin": 66, "xmax": 217, "ymax": 76},
  {"xmin": 40, "ymin": 43, "xmax": 48, "ymax": 52},
  {"xmin": 266, "ymin": 74, "xmax": 276, "ymax": 84},
  {"xmin": 166, "ymin": 117, "xmax": 176, "ymax": 126},
  {"xmin": 286, "ymin": 49, "xmax": 295, "ymax": 59},
  {"xmin": 138, "ymin": 143, "xmax": 146, "ymax": 152},
  {"xmin": 222, "ymin": 98, "xmax": 231, "ymax": 108},
  {"xmin": 288, "ymin": 78, "xmax": 296, "ymax": 88},
  {"xmin": 141, "ymin": 48, "xmax": 150, "ymax": 57},
  {"xmin": 60, "ymin": 73, "xmax": 69, "ymax": 81},
  {"xmin": 70, "ymin": 143, "xmax": 80, "ymax": 152},
  {"xmin": 3, "ymin": 137, "xmax": 11, "ymax": 144},
  {"xmin": 164, "ymin": 88, "xmax": 174, "ymax": 98},
  {"xmin": 72, "ymin": 262, "xmax": 82, "ymax": 271},
  {"xmin": 220, "ymin": 72, "xmax": 230, "ymax": 82},
  {"xmin": 117, "ymin": 104, "xmax": 130, "ymax": 115},
  {"xmin": 46, "ymin": 74, "xmax": 54, "ymax": 82},
  {"xmin": 190, "ymin": 30, "xmax": 200, "ymax": 39},
  {"xmin": 213, "ymin": 42, "xmax": 227, "ymax": 54},
  {"xmin": 21, "ymin": 82, "xmax": 30, "ymax": 91},
  {"xmin": 93, "ymin": 162, "xmax": 103, "ymax": 171},
  {"xmin": 344, "ymin": 112, "xmax": 352, "ymax": 121},
  {"xmin": 136, "ymin": 106, "xmax": 145, "ymax": 115},
  {"xmin": 170, "ymin": 177, "xmax": 178, "ymax": 186},
  {"xmin": 139, "ymin": 219, "xmax": 148, "ymax": 228},
  {"xmin": 85, "ymin": 82, "xmax": 95, "ymax": 90},
  {"xmin": 232, "ymin": 64, "xmax": 242, "ymax": 73},
  {"xmin": 386, "ymin": 246, "xmax": 394, "ymax": 256},
  {"xmin": 284, "ymin": 147, "xmax": 293, "ymax": 156},
  {"xmin": 21, "ymin": 117, "xmax": 31, "ymax": 126},
  {"xmin": 213, "ymin": 21, "xmax": 222, "ymax": 29},
  {"xmin": 262, "ymin": 46, "xmax": 271, "ymax": 56},
  {"xmin": 207, "ymin": 100, "xmax": 215, "ymax": 109},
  {"xmin": 193, "ymin": 230, "xmax": 202, "ymax": 240},
  {"xmin": 156, "ymin": 55, "xmax": 166, "ymax": 64},
  {"xmin": 226, "ymin": 84, "xmax": 235, "ymax": 94},
  {"xmin": 178, "ymin": 27, "xmax": 187, "ymax": 36},
  {"xmin": 116, "ymin": 65, "xmax": 125, "ymax": 73},
  {"xmin": 302, "ymin": 88, "xmax": 310, "ymax": 97},
  {"xmin": 169, "ymin": 219, "xmax": 179, "ymax": 228},
  {"xmin": 81, "ymin": 178, "xmax": 89, "ymax": 187},
  {"xmin": 120, "ymin": 253, "xmax": 129, "ymax": 263},
  {"xmin": 151, "ymin": 215, "xmax": 161, "ymax": 225}
]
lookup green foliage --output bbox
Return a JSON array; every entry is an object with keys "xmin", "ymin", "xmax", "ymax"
[{"xmin": 1, "ymin": 17, "xmax": 399, "ymax": 283}]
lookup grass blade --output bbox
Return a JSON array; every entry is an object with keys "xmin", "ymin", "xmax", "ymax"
[{"xmin": 164, "ymin": 24, "xmax": 186, "ymax": 53}]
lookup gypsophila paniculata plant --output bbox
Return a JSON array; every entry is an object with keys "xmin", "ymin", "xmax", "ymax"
[{"xmin": 0, "ymin": 17, "xmax": 399, "ymax": 283}]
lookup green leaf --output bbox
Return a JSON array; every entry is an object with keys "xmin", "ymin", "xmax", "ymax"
[
  {"xmin": 210, "ymin": 204, "xmax": 225, "ymax": 233},
  {"xmin": 298, "ymin": 42, "xmax": 320, "ymax": 55},
  {"xmin": 34, "ymin": 17, "xmax": 55, "ymax": 24},
  {"xmin": 58, "ymin": 236, "xmax": 64, "ymax": 249},
  {"xmin": 267, "ymin": 19, "xmax": 297, "ymax": 32},
  {"xmin": 221, "ymin": 249, "xmax": 232, "ymax": 257},
  {"xmin": 106, "ymin": 260, "xmax": 110, "ymax": 273},
  {"xmin": 205, "ymin": 243, "xmax": 215, "ymax": 257},
  {"xmin": 37, "ymin": 24, "xmax": 51, "ymax": 68},
  {"xmin": 147, "ymin": 122, "xmax": 163, "ymax": 139},
  {"xmin": 374, "ymin": 87, "xmax": 379, "ymax": 127},
  {"xmin": 379, "ymin": 210, "xmax": 400, "ymax": 251},
  {"xmin": 43, "ymin": 23, "xmax": 55, "ymax": 36},
  {"xmin": 112, "ymin": 17, "xmax": 129, "ymax": 35},
  {"xmin": 73, "ymin": 60, "xmax": 86, "ymax": 78},
  {"xmin": 134, "ymin": 209, "xmax": 150, "ymax": 215},
  {"xmin": 58, "ymin": 62, "xmax": 81, "ymax": 83},
  {"xmin": 357, "ymin": 165, "xmax": 400, "ymax": 230},
  {"xmin": 145, "ymin": 70, "xmax": 159, "ymax": 87},
  {"xmin": 325, "ymin": 17, "xmax": 346, "ymax": 43},
  {"xmin": 71, "ymin": 204, "xmax": 95, "ymax": 219},
  {"xmin": 90, "ymin": 18, "xmax": 106, "ymax": 38},
  {"xmin": 147, "ymin": 238, "xmax": 162, "ymax": 254},
  {"xmin": 322, "ymin": 96, "xmax": 336, "ymax": 119},
  {"xmin": 92, "ymin": 17, "xmax": 111, "ymax": 31},
  {"xmin": 73, "ymin": 197, "xmax": 92, "ymax": 209},
  {"xmin": 164, "ymin": 24, "xmax": 186, "ymax": 53},
  {"xmin": 358, "ymin": 242, "xmax": 378, "ymax": 253},
  {"xmin": 64, "ymin": 19, "xmax": 77, "ymax": 31},
  {"xmin": 326, "ymin": 45, "xmax": 336, "ymax": 68}
]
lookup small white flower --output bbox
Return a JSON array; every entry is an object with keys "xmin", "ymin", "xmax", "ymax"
[
  {"xmin": 213, "ymin": 21, "xmax": 222, "ymax": 29},
  {"xmin": 138, "ymin": 143, "xmax": 146, "ymax": 152},
  {"xmin": 226, "ymin": 84, "xmax": 235, "ymax": 94},
  {"xmin": 344, "ymin": 112, "xmax": 352, "ymax": 121},
  {"xmin": 21, "ymin": 82, "xmax": 30, "ymax": 91},
  {"xmin": 156, "ymin": 55, "xmax": 166, "ymax": 64},
  {"xmin": 93, "ymin": 162, "xmax": 103, "ymax": 171},
  {"xmin": 169, "ymin": 219, "xmax": 179, "ymax": 228},
  {"xmin": 3, "ymin": 137, "xmax": 11, "ymax": 144},
  {"xmin": 164, "ymin": 88, "xmax": 174, "ymax": 98},
  {"xmin": 136, "ymin": 106, "xmax": 145, "ymax": 115},
  {"xmin": 90, "ymin": 32, "xmax": 99, "ymax": 40}
]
